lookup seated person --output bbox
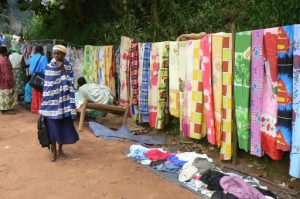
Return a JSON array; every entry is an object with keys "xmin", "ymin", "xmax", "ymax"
[{"xmin": 76, "ymin": 77, "xmax": 115, "ymax": 118}]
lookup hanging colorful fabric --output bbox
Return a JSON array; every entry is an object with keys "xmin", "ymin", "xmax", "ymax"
[
  {"xmin": 169, "ymin": 41, "xmax": 180, "ymax": 117},
  {"xmin": 234, "ymin": 31, "xmax": 251, "ymax": 151},
  {"xmin": 178, "ymin": 41, "xmax": 188, "ymax": 131},
  {"xmin": 261, "ymin": 28, "xmax": 283, "ymax": 160},
  {"xmin": 220, "ymin": 33, "xmax": 233, "ymax": 160},
  {"xmin": 97, "ymin": 46, "xmax": 104, "ymax": 85},
  {"xmin": 83, "ymin": 45, "xmax": 95, "ymax": 83},
  {"xmin": 212, "ymin": 34, "xmax": 223, "ymax": 147},
  {"xmin": 114, "ymin": 46, "xmax": 121, "ymax": 102},
  {"xmin": 139, "ymin": 42, "xmax": 151, "ymax": 123},
  {"xmin": 201, "ymin": 35, "xmax": 215, "ymax": 145},
  {"xmin": 276, "ymin": 26, "xmax": 294, "ymax": 151},
  {"xmin": 182, "ymin": 40, "xmax": 195, "ymax": 137},
  {"xmin": 110, "ymin": 46, "xmax": 116, "ymax": 97},
  {"xmin": 190, "ymin": 40, "xmax": 206, "ymax": 139},
  {"xmin": 290, "ymin": 24, "xmax": 300, "ymax": 178},
  {"xmin": 149, "ymin": 42, "xmax": 169, "ymax": 129},
  {"xmin": 130, "ymin": 43, "xmax": 140, "ymax": 105},
  {"xmin": 250, "ymin": 29, "xmax": 264, "ymax": 157},
  {"xmin": 120, "ymin": 36, "xmax": 133, "ymax": 106}
]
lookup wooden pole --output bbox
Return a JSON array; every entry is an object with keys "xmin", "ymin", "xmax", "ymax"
[{"xmin": 231, "ymin": 23, "xmax": 238, "ymax": 164}]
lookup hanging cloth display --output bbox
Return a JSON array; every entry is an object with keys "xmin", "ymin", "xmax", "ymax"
[
  {"xmin": 182, "ymin": 40, "xmax": 195, "ymax": 137},
  {"xmin": 119, "ymin": 36, "xmax": 133, "ymax": 106},
  {"xmin": 97, "ymin": 46, "xmax": 104, "ymax": 85},
  {"xmin": 276, "ymin": 25, "xmax": 294, "ymax": 151},
  {"xmin": 114, "ymin": 46, "xmax": 121, "ymax": 102},
  {"xmin": 129, "ymin": 43, "xmax": 140, "ymax": 117},
  {"xmin": 220, "ymin": 33, "xmax": 233, "ymax": 160},
  {"xmin": 179, "ymin": 41, "xmax": 188, "ymax": 131},
  {"xmin": 250, "ymin": 29, "xmax": 264, "ymax": 157},
  {"xmin": 261, "ymin": 28, "xmax": 283, "ymax": 160},
  {"xmin": 83, "ymin": 45, "xmax": 95, "ymax": 83},
  {"xmin": 290, "ymin": 24, "xmax": 300, "ymax": 178},
  {"xmin": 234, "ymin": 31, "xmax": 251, "ymax": 151},
  {"xmin": 212, "ymin": 34, "xmax": 223, "ymax": 147},
  {"xmin": 169, "ymin": 41, "xmax": 180, "ymax": 117},
  {"xmin": 201, "ymin": 35, "xmax": 215, "ymax": 145},
  {"xmin": 139, "ymin": 42, "xmax": 152, "ymax": 123},
  {"xmin": 149, "ymin": 42, "xmax": 169, "ymax": 129}
]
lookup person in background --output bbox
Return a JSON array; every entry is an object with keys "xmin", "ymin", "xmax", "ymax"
[
  {"xmin": 76, "ymin": 77, "xmax": 115, "ymax": 119},
  {"xmin": 77, "ymin": 76, "xmax": 115, "ymax": 105},
  {"xmin": 46, "ymin": 51, "xmax": 52, "ymax": 63},
  {"xmin": 29, "ymin": 45, "xmax": 48, "ymax": 113},
  {"xmin": 0, "ymin": 46, "xmax": 18, "ymax": 114},
  {"xmin": 39, "ymin": 45, "xmax": 79, "ymax": 162},
  {"xmin": 9, "ymin": 45, "xmax": 26, "ymax": 101},
  {"xmin": 24, "ymin": 77, "xmax": 32, "ymax": 111}
]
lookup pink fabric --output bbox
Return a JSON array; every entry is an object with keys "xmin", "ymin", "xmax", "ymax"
[
  {"xmin": 201, "ymin": 35, "xmax": 215, "ymax": 145},
  {"xmin": 145, "ymin": 149, "xmax": 170, "ymax": 161},
  {"xmin": 220, "ymin": 176, "xmax": 265, "ymax": 199},
  {"xmin": 250, "ymin": 29, "xmax": 264, "ymax": 157}
]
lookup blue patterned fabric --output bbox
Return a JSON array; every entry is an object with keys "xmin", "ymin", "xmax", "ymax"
[
  {"xmin": 39, "ymin": 59, "xmax": 77, "ymax": 120},
  {"xmin": 139, "ymin": 42, "xmax": 152, "ymax": 122},
  {"xmin": 29, "ymin": 54, "xmax": 48, "ymax": 75},
  {"xmin": 115, "ymin": 46, "xmax": 121, "ymax": 101}
]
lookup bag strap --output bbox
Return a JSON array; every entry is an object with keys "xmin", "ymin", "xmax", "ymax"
[{"xmin": 32, "ymin": 55, "xmax": 42, "ymax": 73}]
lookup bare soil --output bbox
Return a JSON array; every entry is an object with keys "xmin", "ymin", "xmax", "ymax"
[{"xmin": 0, "ymin": 108, "xmax": 201, "ymax": 199}]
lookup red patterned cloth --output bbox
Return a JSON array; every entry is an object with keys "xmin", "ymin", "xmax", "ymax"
[
  {"xmin": 130, "ymin": 43, "xmax": 139, "ymax": 105},
  {"xmin": 31, "ymin": 88, "xmax": 43, "ymax": 113},
  {"xmin": 0, "ymin": 55, "xmax": 15, "ymax": 90}
]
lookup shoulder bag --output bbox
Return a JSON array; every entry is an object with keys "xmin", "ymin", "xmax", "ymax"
[{"xmin": 29, "ymin": 55, "xmax": 44, "ymax": 92}]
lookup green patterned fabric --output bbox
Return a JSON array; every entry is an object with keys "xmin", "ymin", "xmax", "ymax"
[
  {"xmin": 12, "ymin": 68, "xmax": 26, "ymax": 95},
  {"xmin": 0, "ymin": 88, "xmax": 18, "ymax": 110},
  {"xmin": 234, "ymin": 31, "xmax": 251, "ymax": 151}
]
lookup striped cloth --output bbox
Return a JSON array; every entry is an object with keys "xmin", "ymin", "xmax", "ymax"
[
  {"xmin": 39, "ymin": 59, "xmax": 77, "ymax": 120},
  {"xmin": 139, "ymin": 42, "xmax": 152, "ymax": 123},
  {"xmin": 130, "ymin": 43, "xmax": 139, "ymax": 105}
]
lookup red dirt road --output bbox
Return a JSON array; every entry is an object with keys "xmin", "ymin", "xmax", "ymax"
[{"xmin": 0, "ymin": 109, "xmax": 201, "ymax": 199}]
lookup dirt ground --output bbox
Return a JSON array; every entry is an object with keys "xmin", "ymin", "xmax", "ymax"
[{"xmin": 0, "ymin": 108, "xmax": 201, "ymax": 199}]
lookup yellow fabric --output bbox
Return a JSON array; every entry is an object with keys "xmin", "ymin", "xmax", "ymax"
[
  {"xmin": 220, "ymin": 33, "xmax": 233, "ymax": 160},
  {"xmin": 212, "ymin": 35, "xmax": 223, "ymax": 147}
]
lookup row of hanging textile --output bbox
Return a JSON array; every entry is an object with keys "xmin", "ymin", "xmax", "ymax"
[{"xmin": 76, "ymin": 24, "xmax": 300, "ymax": 179}]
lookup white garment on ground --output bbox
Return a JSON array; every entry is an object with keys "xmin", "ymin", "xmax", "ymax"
[
  {"xmin": 9, "ymin": 52, "xmax": 23, "ymax": 68},
  {"xmin": 176, "ymin": 152, "xmax": 213, "ymax": 163}
]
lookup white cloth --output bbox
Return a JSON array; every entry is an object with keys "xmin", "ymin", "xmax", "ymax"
[
  {"xmin": 176, "ymin": 152, "xmax": 213, "ymax": 163},
  {"xmin": 9, "ymin": 52, "xmax": 23, "ymax": 68},
  {"xmin": 79, "ymin": 83, "xmax": 114, "ymax": 105}
]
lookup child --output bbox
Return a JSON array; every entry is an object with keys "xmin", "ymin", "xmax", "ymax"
[{"xmin": 24, "ymin": 82, "xmax": 32, "ymax": 111}]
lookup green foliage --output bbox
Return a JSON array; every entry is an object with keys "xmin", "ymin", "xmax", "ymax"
[{"xmin": 23, "ymin": 0, "xmax": 300, "ymax": 45}]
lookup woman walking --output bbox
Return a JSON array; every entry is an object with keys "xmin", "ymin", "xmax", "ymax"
[
  {"xmin": 9, "ymin": 45, "xmax": 26, "ymax": 101},
  {"xmin": 39, "ymin": 45, "xmax": 79, "ymax": 162},
  {"xmin": 0, "ymin": 46, "xmax": 18, "ymax": 114},
  {"xmin": 29, "ymin": 45, "xmax": 48, "ymax": 113}
]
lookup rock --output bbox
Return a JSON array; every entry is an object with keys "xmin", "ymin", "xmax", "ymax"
[{"xmin": 247, "ymin": 164, "xmax": 254, "ymax": 168}]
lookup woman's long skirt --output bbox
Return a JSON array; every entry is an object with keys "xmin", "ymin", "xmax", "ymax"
[
  {"xmin": 12, "ymin": 67, "xmax": 26, "ymax": 95},
  {"xmin": 31, "ymin": 88, "xmax": 43, "ymax": 113},
  {"xmin": 0, "ymin": 88, "xmax": 18, "ymax": 110},
  {"xmin": 46, "ymin": 117, "xmax": 79, "ymax": 144}
]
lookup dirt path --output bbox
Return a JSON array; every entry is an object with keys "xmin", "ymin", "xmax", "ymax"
[{"xmin": 0, "ymin": 108, "xmax": 201, "ymax": 199}]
